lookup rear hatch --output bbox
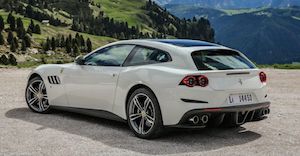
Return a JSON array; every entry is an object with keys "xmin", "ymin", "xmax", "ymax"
[
  {"xmin": 204, "ymin": 70, "xmax": 262, "ymax": 91},
  {"xmin": 191, "ymin": 49, "xmax": 262, "ymax": 91}
]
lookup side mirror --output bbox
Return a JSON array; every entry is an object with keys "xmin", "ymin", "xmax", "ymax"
[{"xmin": 75, "ymin": 56, "xmax": 85, "ymax": 65}]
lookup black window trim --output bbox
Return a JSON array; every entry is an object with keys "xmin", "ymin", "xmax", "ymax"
[
  {"xmin": 122, "ymin": 45, "xmax": 172, "ymax": 67},
  {"xmin": 191, "ymin": 49, "xmax": 257, "ymax": 70}
]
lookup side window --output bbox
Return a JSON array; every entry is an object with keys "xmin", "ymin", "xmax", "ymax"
[
  {"xmin": 84, "ymin": 45, "xmax": 135, "ymax": 66},
  {"xmin": 126, "ymin": 46, "xmax": 171, "ymax": 66}
]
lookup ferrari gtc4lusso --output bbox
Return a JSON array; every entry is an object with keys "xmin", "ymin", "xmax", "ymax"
[{"xmin": 26, "ymin": 39, "xmax": 270, "ymax": 139}]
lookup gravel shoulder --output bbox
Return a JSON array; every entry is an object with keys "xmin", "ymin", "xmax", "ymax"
[{"xmin": 0, "ymin": 68, "xmax": 299, "ymax": 156}]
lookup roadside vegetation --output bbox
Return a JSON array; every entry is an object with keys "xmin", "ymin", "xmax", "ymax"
[{"xmin": 258, "ymin": 64, "xmax": 300, "ymax": 69}]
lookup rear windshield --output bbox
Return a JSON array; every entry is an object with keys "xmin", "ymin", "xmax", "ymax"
[{"xmin": 191, "ymin": 50, "xmax": 256, "ymax": 70}]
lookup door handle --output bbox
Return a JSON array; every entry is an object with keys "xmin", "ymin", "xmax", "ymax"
[{"xmin": 112, "ymin": 73, "xmax": 117, "ymax": 77}]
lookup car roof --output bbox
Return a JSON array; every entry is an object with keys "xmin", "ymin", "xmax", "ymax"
[
  {"xmin": 105, "ymin": 39, "xmax": 232, "ymax": 56},
  {"xmin": 148, "ymin": 39, "xmax": 219, "ymax": 47},
  {"xmin": 113, "ymin": 39, "xmax": 225, "ymax": 49}
]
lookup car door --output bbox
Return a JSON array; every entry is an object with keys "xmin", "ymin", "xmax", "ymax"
[{"xmin": 64, "ymin": 44, "xmax": 135, "ymax": 111}]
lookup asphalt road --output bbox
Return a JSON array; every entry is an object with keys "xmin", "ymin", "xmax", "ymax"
[{"xmin": 0, "ymin": 68, "xmax": 299, "ymax": 156}]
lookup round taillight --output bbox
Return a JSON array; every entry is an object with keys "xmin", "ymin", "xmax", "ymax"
[
  {"xmin": 259, "ymin": 72, "xmax": 267, "ymax": 83},
  {"xmin": 198, "ymin": 75, "xmax": 209, "ymax": 87},
  {"xmin": 181, "ymin": 76, "xmax": 196, "ymax": 87}
]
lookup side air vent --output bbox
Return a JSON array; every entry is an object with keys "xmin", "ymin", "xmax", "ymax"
[{"xmin": 48, "ymin": 76, "xmax": 61, "ymax": 84}]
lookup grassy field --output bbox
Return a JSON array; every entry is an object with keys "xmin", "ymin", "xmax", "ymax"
[
  {"xmin": 258, "ymin": 64, "xmax": 300, "ymax": 69},
  {"xmin": 92, "ymin": 0, "xmax": 154, "ymax": 32},
  {"xmin": 0, "ymin": 9, "xmax": 116, "ymax": 49},
  {"xmin": 0, "ymin": 9, "xmax": 117, "ymax": 67}
]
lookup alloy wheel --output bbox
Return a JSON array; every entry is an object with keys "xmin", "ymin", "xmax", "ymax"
[
  {"xmin": 26, "ymin": 79, "xmax": 49, "ymax": 112},
  {"xmin": 128, "ymin": 93, "xmax": 155, "ymax": 135}
]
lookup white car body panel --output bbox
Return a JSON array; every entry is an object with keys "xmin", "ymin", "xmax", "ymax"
[{"xmin": 27, "ymin": 40, "xmax": 269, "ymax": 126}]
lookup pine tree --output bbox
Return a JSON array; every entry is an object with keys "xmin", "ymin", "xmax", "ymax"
[
  {"xmin": 25, "ymin": 5, "xmax": 33, "ymax": 17},
  {"xmin": 13, "ymin": 37, "xmax": 18, "ymax": 48},
  {"xmin": 86, "ymin": 38, "xmax": 92, "ymax": 53},
  {"xmin": 9, "ymin": 15, "xmax": 15, "ymax": 31},
  {"xmin": 8, "ymin": 54, "xmax": 17, "ymax": 65},
  {"xmin": 24, "ymin": 34, "xmax": 31, "ymax": 47},
  {"xmin": 7, "ymin": 12, "xmax": 13, "ymax": 24},
  {"xmin": 0, "ymin": 16, "xmax": 4, "ymax": 32},
  {"xmin": 45, "ymin": 37, "xmax": 51, "ymax": 51},
  {"xmin": 7, "ymin": 31, "xmax": 14, "ymax": 44},
  {"xmin": 10, "ymin": 39, "xmax": 17, "ymax": 52},
  {"xmin": 21, "ymin": 40, "xmax": 26, "ymax": 51},
  {"xmin": 16, "ymin": 18, "xmax": 24, "ymax": 29},
  {"xmin": 66, "ymin": 38, "xmax": 71, "ymax": 53},
  {"xmin": 75, "ymin": 33, "xmax": 80, "ymax": 40},
  {"xmin": 42, "ymin": 40, "xmax": 49, "ymax": 51},
  {"xmin": 0, "ymin": 55, "xmax": 9, "ymax": 65},
  {"xmin": 16, "ymin": 18, "xmax": 25, "ymax": 39},
  {"xmin": 73, "ymin": 44, "xmax": 79, "ymax": 57},
  {"xmin": 51, "ymin": 37, "xmax": 56, "ymax": 50},
  {"xmin": 17, "ymin": 26, "xmax": 25, "ymax": 39},
  {"xmin": 0, "ymin": 33, "xmax": 4, "ymax": 45},
  {"xmin": 17, "ymin": 18, "xmax": 25, "ymax": 39},
  {"xmin": 34, "ymin": 24, "xmax": 41, "ymax": 34},
  {"xmin": 27, "ymin": 27, "xmax": 32, "ymax": 36},
  {"xmin": 60, "ymin": 35, "xmax": 65, "ymax": 47},
  {"xmin": 80, "ymin": 35, "xmax": 85, "ymax": 47},
  {"xmin": 27, "ymin": 19, "xmax": 35, "ymax": 34},
  {"xmin": 55, "ymin": 38, "xmax": 60, "ymax": 48}
]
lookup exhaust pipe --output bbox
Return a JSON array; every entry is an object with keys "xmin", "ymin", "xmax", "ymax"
[
  {"xmin": 262, "ymin": 109, "xmax": 269, "ymax": 116},
  {"xmin": 201, "ymin": 115, "xmax": 209, "ymax": 124},
  {"xmin": 263, "ymin": 109, "xmax": 268, "ymax": 115},
  {"xmin": 189, "ymin": 115, "xmax": 200, "ymax": 124}
]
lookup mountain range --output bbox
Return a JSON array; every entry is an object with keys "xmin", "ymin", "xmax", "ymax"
[
  {"xmin": 158, "ymin": 1, "xmax": 300, "ymax": 64},
  {"xmin": 155, "ymin": 0, "xmax": 300, "ymax": 9}
]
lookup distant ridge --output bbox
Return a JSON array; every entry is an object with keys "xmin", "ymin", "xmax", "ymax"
[
  {"xmin": 155, "ymin": 0, "xmax": 300, "ymax": 9},
  {"xmin": 165, "ymin": 4, "xmax": 300, "ymax": 64}
]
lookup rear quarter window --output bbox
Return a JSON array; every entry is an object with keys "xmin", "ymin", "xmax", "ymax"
[
  {"xmin": 191, "ymin": 50, "xmax": 256, "ymax": 70},
  {"xmin": 125, "ymin": 46, "xmax": 172, "ymax": 66}
]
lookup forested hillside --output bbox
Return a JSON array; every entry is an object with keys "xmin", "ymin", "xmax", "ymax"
[{"xmin": 0, "ymin": 0, "xmax": 215, "ymax": 67}]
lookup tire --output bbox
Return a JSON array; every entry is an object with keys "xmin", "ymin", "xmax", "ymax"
[
  {"xmin": 25, "ymin": 76, "xmax": 51, "ymax": 114},
  {"xmin": 126, "ymin": 88, "xmax": 163, "ymax": 139}
]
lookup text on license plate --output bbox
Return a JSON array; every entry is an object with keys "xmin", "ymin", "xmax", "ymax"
[{"xmin": 228, "ymin": 93, "xmax": 253, "ymax": 104}]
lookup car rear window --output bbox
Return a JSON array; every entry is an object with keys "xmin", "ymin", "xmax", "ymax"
[{"xmin": 191, "ymin": 50, "xmax": 256, "ymax": 70}]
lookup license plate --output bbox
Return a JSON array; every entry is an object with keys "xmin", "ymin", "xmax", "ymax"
[{"xmin": 228, "ymin": 93, "xmax": 253, "ymax": 104}]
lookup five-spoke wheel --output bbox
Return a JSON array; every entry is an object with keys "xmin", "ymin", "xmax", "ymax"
[
  {"xmin": 127, "ymin": 88, "xmax": 163, "ymax": 139},
  {"xmin": 26, "ymin": 77, "xmax": 50, "ymax": 113}
]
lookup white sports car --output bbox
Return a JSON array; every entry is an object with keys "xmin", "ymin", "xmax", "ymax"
[{"xmin": 25, "ymin": 39, "xmax": 270, "ymax": 139}]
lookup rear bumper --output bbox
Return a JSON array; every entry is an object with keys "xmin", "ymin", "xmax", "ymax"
[
  {"xmin": 184, "ymin": 102, "xmax": 270, "ymax": 113},
  {"xmin": 170, "ymin": 102, "xmax": 270, "ymax": 128}
]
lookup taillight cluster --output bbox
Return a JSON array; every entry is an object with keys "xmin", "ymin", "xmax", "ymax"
[
  {"xmin": 259, "ymin": 72, "xmax": 267, "ymax": 83},
  {"xmin": 180, "ymin": 75, "xmax": 209, "ymax": 87}
]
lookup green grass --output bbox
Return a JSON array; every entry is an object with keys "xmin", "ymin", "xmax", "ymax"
[
  {"xmin": 0, "ymin": 9, "xmax": 118, "ymax": 68},
  {"xmin": 258, "ymin": 63, "xmax": 300, "ymax": 69},
  {"xmin": 92, "ymin": 0, "xmax": 153, "ymax": 32},
  {"xmin": 16, "ymin": 61, "xmax": 42, "ymax": 68},
  {"xmin": 44, "ymin": 9, "xmax": 73, "ymax": 25},
  {"xmin": 0, "ymin": 9, "xmax": 117, "ymax": 49}
]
